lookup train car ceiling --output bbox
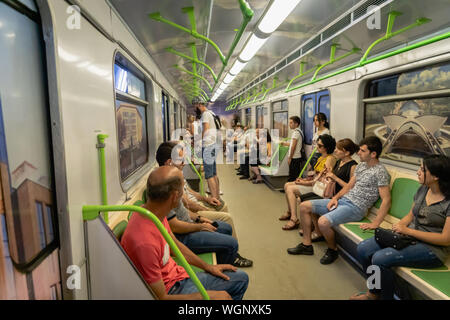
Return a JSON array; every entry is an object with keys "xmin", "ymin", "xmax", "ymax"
[{"xmin": 107, "ymin": 0, "xmax": 450, "ymax": 109}]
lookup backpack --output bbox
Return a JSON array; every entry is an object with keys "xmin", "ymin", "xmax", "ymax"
[
  {"xmin": 294, "ymin": 128, "xmax": 306, "ymax": 160},
  {"xmin": 207, "ymin": 110, "xmax": 222, "ymax": 130}
]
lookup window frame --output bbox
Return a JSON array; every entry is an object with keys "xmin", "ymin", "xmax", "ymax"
[
  {"xmin": 272, "ymin": 99, "xmax": 289, "ymax": 139},
  {"xmin": 362, "ymin": 61, "xmax": 450, "ymax": 168},
  {"xmin": 113, "ymin": 52, "xmax": 152, "ymax": 191}
]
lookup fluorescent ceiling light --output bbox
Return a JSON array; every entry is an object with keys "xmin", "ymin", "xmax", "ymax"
[
  {"xmin": 211, "ymin": 97, "xmax": 217, "ymax": 102},
  {"xmin": 229, "ymin": 60, "xmax": 247, "ymax": 76},
  {"xmin": 239, "ymin": 34, "xmax": 268, "ymax": 62},
  {"xmin": 258, "ymin": 0, "xmax": 302, "ymax": 34},
  {"xmin": 223, "ymin": 73, "xmax": 237, "ymax": 84},
  {"xmin": 219, "ymin": 83, "xmax": 229, "ymax": 91}
]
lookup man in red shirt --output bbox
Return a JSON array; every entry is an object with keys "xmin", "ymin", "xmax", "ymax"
[{"xmin": 121, "ymin": 166, "xmax": 249, "ymax": 300}]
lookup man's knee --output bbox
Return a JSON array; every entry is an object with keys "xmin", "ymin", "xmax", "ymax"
[{"xmin": 318, "ymin": 216, "xmax": 331, "ymax": 229}]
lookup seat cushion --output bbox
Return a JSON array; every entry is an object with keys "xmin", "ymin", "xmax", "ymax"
[{"xmin": 410, "ymin": 270, "xmax": 450, "ymax": 298}]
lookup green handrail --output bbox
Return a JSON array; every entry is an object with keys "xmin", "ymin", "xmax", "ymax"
[
  {"xmin": 97, "ymin": 134, "xmax": 109, "ymax": 224},
  {"xmin": 173, "ymin": 64, "xmax": 213, "ymax": 92},
  {"xmin": 299, "ymin": 147, "xmax": 317, "ymax": 178},
  {"xmin": 168, "ymin": 47, "xmax": 218, "ymax": 83},
  {"xmin": 82, "ymin": 205, "xmax": 210, "ymax": 300},
  {"xmin": 184, "ymin": 143, "xmax": 205, "ymax": 196},
  {"xmin": 312, "ymin": 45, "xmax": 361, "ymax": 80},
  {"xmin": 285, "ymin": 29, "xmax": 448, "ymax": 93},
  {"xmin": 285, "ymin": 62, "xmax": 320, "ymax": 92},
  {"xmin": 252, "ymin": 84, "xmax": 267, "ymax": 103},
  {"xmin": 359, "ymin": 11, "xmax": 431, "ymax": 66}
]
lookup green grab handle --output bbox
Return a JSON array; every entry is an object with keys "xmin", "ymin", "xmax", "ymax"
[{"xmin": 82, "ymin": 205, "xmax": 210, "ymax": 300}]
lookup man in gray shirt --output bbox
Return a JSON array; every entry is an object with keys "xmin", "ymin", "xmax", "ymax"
[{"xmin": 288, "ymin": 136, "xmax": 391, "ymax": 265}]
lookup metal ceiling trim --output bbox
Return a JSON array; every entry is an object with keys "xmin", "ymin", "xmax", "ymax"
[{"xmin": 228, "ymin": 0, "xmax": 395, "ymax": 103}]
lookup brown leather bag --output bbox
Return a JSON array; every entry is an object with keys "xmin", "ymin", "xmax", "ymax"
[{"xmin": 312, "ymin": 169, "xmax": 336, "ymax": 199}]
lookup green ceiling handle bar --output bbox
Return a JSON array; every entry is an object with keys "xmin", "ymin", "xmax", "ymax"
[
  {"xmin": 173, "ymin": 64, "xmax": 213, "ymax": 92},
  {"xmin": 180, "ymin": 81, "xmax": 211, "ymax": 100},
  {"xmin": 285, "ymin": 28, "xmax": 448, "ymax": 93},
  {"xmin": 252, "ymin": 84, "xmax": 267, "ymax": 103},
  {"xmin": 212, "ymin": 0, "xmax": 254, "ymax": 91},
  {"xmin": 168, "ymin": 47, "xmax": 218, "ymax": 83},
  {"xmin": 82, "ymin": 205, "xmax": 209, "ymax": 300},
  {"xmin": 242, "ymin": 88, "xmax": 259, "ymax": 106},
  {"xmin": 312, "ymin": 44, "xmax": 361, "ymax": 80},
  {"xmin": 285, "ymin": 62, "xmax": 321, "ymax": 92},
  {"xmin": 298, "ymin": 147, "xmax": 317, "ymax": 178},
  {"xmin": 359, "ymin": 11, "xmax": 431, "ymax": 66},
  {"xmin": 233, "ymin": 95, "xmax": 245, "ymax": 110},
  {"xmin": 149, "ymin": 9, "xmax": 226, "ymax": 64},
  {"xmin": 96, "ymin": 134, "xmax": 109, "ymax": 224}
]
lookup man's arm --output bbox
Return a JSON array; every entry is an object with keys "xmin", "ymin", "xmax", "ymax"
[
  {"xmin": 168, "ymin": 216, "xmax": 216, "ymax": 233},
  {"xmin": 326, "ymin": 175, "xmax": 356, "ymax": 210},
  {"xmin": 360, "ymin": 186, "xmax": 391, "ymax": 230}
]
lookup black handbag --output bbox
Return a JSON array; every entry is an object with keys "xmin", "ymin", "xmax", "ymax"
[{"xmin": 374, "ymin": 228, "xmax": 417, "ymax": 250}]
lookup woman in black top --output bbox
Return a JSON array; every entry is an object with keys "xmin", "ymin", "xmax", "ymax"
[
  {"xmin": 294, "ymin": 139, "xmax": 359, "ymax": 240},
  {"xmin": 351, "ymin": 154, "xmax": 450, "ymax": 300}
]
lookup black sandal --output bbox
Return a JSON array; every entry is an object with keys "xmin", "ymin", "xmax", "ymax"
[{"xmin": 232, "ymin": 254, "xmax": 253, "ymax": 268}]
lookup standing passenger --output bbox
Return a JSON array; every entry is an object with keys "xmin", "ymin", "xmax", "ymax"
[
  {"xmin": 310, "ymin": 113, "xmax": 330, "ymax": 168},
  {"xmin": 280, "ymin": 116, "xmax": 304, "ymax": 182}
]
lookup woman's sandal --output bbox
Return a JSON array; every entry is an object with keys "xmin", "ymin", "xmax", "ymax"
[
  {"xmin": 282, "ymin": 219, "xmax": 300, "ymax": 230},
  {"xmin": 349, "ymin": 292, "xmax": 378, "ymax": 300},
  {"xmin": 279, "ymin": 211, "xmax": 291, "ymax": 221},
  {"xmin": 232, "ymin": 254, "xmax": 253, "ymax": 268}
]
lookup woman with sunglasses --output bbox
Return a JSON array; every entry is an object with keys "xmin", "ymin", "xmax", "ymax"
[
  {"xmin": 351, "ymin": 154, "xmax": 450, "ymax": 300},
  {"xmin": 280, "ymin": 134, "xmax": 336, "ymax": 230}
]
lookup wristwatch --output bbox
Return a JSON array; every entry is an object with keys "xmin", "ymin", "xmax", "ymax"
[{"xmin": 195, "ymin": 216, "xmax": 202, "ymax": 223}]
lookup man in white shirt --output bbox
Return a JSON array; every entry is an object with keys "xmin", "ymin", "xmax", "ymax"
[{"xmin": 193, "ymin": 98, "xmax": 221, "ymax": 200}]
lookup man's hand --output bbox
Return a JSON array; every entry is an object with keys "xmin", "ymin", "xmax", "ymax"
[
  {"xmin": 360, "ymin": 222, "xmax": 379, "ymax": 230},
  {"xmin": 207, "ymin": 197, "xmax": 221, "ymax": 206},
  {"xmin": 327, "ymin": 198, "xmax": 339, "ymax": 211},
  {"xmin": 207, "ymin": 290, "xmax": 232, "ymax": 300},
  {"xmin": 198, "ymin": 222, "xmax": 217, "ymax": 232},
  {"xmin": 199, "ymin": 216, "xmax": 213, "ymax": 224},
  {"xmin": 204, "ymin": 264, "xmax": 237, "ymax": 281}
]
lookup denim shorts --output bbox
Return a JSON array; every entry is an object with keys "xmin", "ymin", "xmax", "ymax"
[
  {"xmin": 202, "ymin": 146, "xmax": 217, "ymax": 179},
  {"xmin": 309, "ymin": 197, "xmax": 365, "ymax": 226}
]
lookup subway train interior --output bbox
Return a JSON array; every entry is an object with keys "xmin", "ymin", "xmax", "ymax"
[{"xmin": 0, "ymin": 0, "xmax": 449, "ymax": 301}]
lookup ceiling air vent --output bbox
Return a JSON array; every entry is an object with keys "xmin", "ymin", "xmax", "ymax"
[
  {"xmin": 354, "ymin": 0, "xmax": 389, "ymax": 20},
  {"xmin": 323, "ymin": 13, "xmax": 351, "ymax": 41},
  {"xmin": 303, "ymin": 35, "xmax": 321, "ymax": 54},
  {"xmin": 287, "ymin": 49, "xmax": 301, "ymax": 64}
]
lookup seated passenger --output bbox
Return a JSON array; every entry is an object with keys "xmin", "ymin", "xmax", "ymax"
[
  {"xmin": 288, "ymin": 136, "xmax": 391, "ymax": 264},
  {"xmin": 249, "ymin": 129, "xmax": 271, "ymax": 184},
  {"xmin": 294, "ymin": 138, "xmax": 359, "ymax": 240},
  {"xmin": 156, "ymin": 141, "xmax": 253, "ymax": 267},
  {"xmin": 121, "ymin": 166, "xmax": 249, "ymax": 300},
  {"xmin": 351, "ymin": 154, "xmax": 450, "ymax": 300},
  {"xmin": 280, "ymin": 134, "xmax": 337, "ymax": 230}
]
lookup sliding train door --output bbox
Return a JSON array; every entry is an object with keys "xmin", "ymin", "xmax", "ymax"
[
  {"xmin": 301, "ymin": 90, "xmax": 331, "ymax": 145},
  {"xmin": 0, "ymin": 1, "xmax": 61, "ymax": 300}
]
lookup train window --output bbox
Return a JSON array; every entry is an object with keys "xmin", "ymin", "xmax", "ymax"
[
  {"xmin": 301, "ymin": 90, "xmax": 330, "ymax": 145},
  {"xmin": 272, "ymin": 99, "xmax": 288, "ymax": 138},
  {"xmin": 114, "ymin": 58, "xmax": 149, "ymax": 182},
  {"xmin": 364, "ymin": 62, "xmax": 450, "ymax": 165},
  {"xmin": 302, "ymin": 98, "xmax": 315, "ymax": 144},
  {"xmin": 173, "ymin": 102, "xmax": 178, "ymax": 131},
  {"xmin": 255, "ymin": 105, "xmax": 265, "ymax": 129},
  {"xmin": 162, "ymin": 92, "xmax": 170, "ymax": 141},
  {"xmin": 245, "ymin": 107, "xmax": 252, "ymax": 127}
]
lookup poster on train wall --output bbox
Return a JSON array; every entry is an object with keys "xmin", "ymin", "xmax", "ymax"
[{"xmin": 365, "ymin": 97, "xmax": 450, "ymax": 165}]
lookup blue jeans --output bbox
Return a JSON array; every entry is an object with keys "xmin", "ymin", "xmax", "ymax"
[
  {"xmin": 168, "ymin": 270, "xmax": 249, "ymax": 300},
  {"xmin": 310, "ymin": 197, "xmax": 365, "ymax": 226},
  {"xmin": 202, "ymin": 146, "xmax": 217, "ymax": 179},
  {"xmin": 175, "ymin": 221, "xmax": 238, "ymax": 264},
  {"xmin": 357, "ymin": 237, "xmax": 443, "ymax": 300}
]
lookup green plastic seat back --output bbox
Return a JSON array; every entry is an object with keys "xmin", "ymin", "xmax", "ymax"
[
  {"xmin": 278, "ymin": 145, "xmax": 289, "ymax": 162},
  {"xmin": 113, "ymin": 220, "xmax": 128, "ymax": 241},
  {"xmin": 128, "ymin": 200, "xmax": 145, "ymax": 221},
  {"xmin": 389, "ymin": 178, "xmax": 421, "ymax": 219}
]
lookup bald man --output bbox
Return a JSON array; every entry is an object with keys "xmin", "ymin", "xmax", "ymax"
[{"xmin": 121, "ymin": 166, "xmax": 249, "ymax": 300}]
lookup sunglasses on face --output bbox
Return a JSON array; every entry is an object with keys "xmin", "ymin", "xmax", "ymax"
[{"xmin": 317, "ymin": 143, "xmax": 324, "ymax": 148}]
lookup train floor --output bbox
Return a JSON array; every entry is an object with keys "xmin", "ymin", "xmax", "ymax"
[{"xmin": 217, "ymin": 163, "xmax": 367, "ymax": 300}]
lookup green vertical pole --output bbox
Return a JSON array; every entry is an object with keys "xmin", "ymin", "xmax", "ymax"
[{"xmin": 97, "ymin": 134, "xmax": 109, "ymax": 223}]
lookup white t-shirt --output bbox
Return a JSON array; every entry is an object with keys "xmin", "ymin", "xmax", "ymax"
[
  {"xmin": 201, "ymin": 110, "xmax": 218, "ymax": 147},
  {"xmin": 289, "ymin": 128, "xmax": 303, "ymax": 159},
  {"xmin": 312, "ymin": 128, "xmax": 330, "ymax": 148}
]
